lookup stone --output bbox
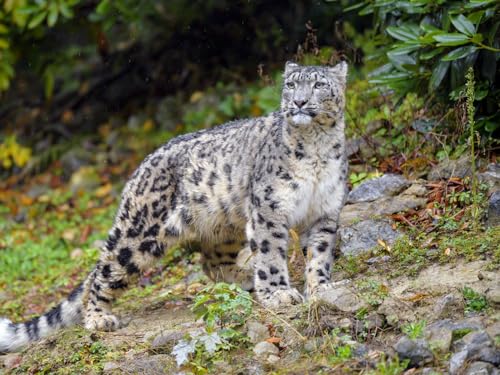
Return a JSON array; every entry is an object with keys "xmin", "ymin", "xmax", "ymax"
[
  {"xmin": 450, "ymin": 350, "xmax": 470, "ymax": 375},
  {"xmin": 450, "ymin": 331, "xmax": 500, "ymax": 373},
  {"xmin": 70, "ymin": 248, "xmax": 84, "ymax": 259},
  {"xmin": 246, "ymin": 321, "xmax": 269, "ymax": 344},
  {"xmin": 485, "ymin": 321, "xmax": 500, "ymax": 342},
  {"xmin": 433, "ymin": 292, "xmax": 465, "ymax": 320},
  {"xmin": 2, "ymin": 353, "xmax": 22, "ymax": 369},
  {"xmin": 366, "ymin": 255, "xmax": 392, "ymax": 265},
  {"xmin": 60, "ymin": 148, "xmax": 94, "ymax": 178},
  {"xmin": 151, "ymin": 331, "xmax": 184, "ymax": 350},
  {"xmin": 267, "ymin": 354, "xmax": 280, "ymax": 364},
  {"xmin": 464, "ymin": 361, "xmax": 500, "ymax": 375},
  {"xmin": 365, "ymin": 312, "xmax": 385, "ymax": 331},
  {"xmin": 487, "ymin": 191, "xmax": 500, "ymax": 227},
  {"xmin": 69, "ymin": 166, "xmax": 101, "ymax": 193},
  {"xmin": 425, "ymin": 324, "xmax": 453, "ymax": 353},
  {"xmin": 339, "ymin": 318, "xmax": 353, "ymax": 331},
  {"xmin": 103, "ymin": 361, "xmax": 120, "ymax": 372},
  {"xmin": 339, "ymin": 219, "xmax": 402, "ymax": 256},
  {"xmin": 340, "ymin": 195, "xmax": 426, "ymax": 226},
  {"xmin": 347, "ymin": 174, "xmax": 410, "ymax": 203},
  {"xmin": 253, "ymin": 341, "xmax": 279, "ymax": 358},
  {"xmin": 315, "ymin": 283, "xmax": 369, "ymax": 314},
  {"xmin": 401, "ymin": 183, "xmax": 428, "ymax": 197},
  {"xmin": 377, "ymin": 297, "xmax": 416, "ymax": 327},
  {"xmin": 478, "ymin": 163, "xmax": 500, "ymax": 195},
  {"xmin": 393, "ymin": 336, "xmax": 434, "ymax": 368},
  {"xmin": 428, "ymin": 154, "xmax": 473, "ymax": 180}
]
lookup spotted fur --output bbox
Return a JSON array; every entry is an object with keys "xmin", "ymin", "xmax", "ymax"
[{"xmin": 0, "ymin": 61, "xmax": 348, "ymax": 352}]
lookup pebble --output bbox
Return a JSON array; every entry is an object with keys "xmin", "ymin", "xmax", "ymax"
[{"xmin": 253, "ymin": 341, "xmax": 279, "ymax": 358}]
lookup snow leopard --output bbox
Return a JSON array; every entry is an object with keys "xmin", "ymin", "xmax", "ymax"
[{"xmin": 0, "ymin": 61, "xmax": 348, "ymax": 352}]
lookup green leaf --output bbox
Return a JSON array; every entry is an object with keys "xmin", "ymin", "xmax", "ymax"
[
  {"xmin": 47, "ymin": 2, "xmax": 58, "ymax": 27},
  {"xmin": 451, "ymin": 15, "xmax": 476, "ymax": 36},
  {"xmin": 441, "ymin": 46, "xmax": 478, "ymax": 61},
  {"xmin": 420, "ymin": 47, "xmax": 445, "ymax": 60},
  {"xmin": 27, "ymin": 11, "xmax": 47, "ymax": 29},
  {"xmin": 429, "ymin": 60, "xmax": 450, "ymax": 90},
  {"xmin": 433, "ymin": 33, "xmax": 470, "ymax": 46},
  {"xmin": 344, "ymin": 2, "xmax": 365, "ymax": 12},
  {"xmin": 386, "ymin": 25, "xmax": 419, "ymax": 41},
  {"xmin": 389, "ymin": 43, "xmax": 422, "ymax": 55},
  {"xmin": 58, "ymin": 2, "xmax": 74, "ymax": 18}
]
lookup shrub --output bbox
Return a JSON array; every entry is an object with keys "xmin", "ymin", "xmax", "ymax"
[{"xmin": 346, "ymin": 0, "xmax": 500, "ymax": 135}]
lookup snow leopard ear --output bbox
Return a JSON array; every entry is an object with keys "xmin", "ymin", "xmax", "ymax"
[
  {"xmin": 284, "ymin": 61, "xmax": 300, "ymax": 76},
  {"xmin": 327, "ymin": 61, "xmax": 348, "ymax": 82}
]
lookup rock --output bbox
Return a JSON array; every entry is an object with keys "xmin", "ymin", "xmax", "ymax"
[
  {"xmin": 69, "ymin": 166, "xmax": 101, "ymax": 193},
  {"xmin": 303, "ymin": 337, "xmax": 324, "ymax": 353},
  {"xmin": 365, "ymin": 312, "xmax": 385, "ymax": 331},
  {"xmin": 267, "ymin": 354, "xmax": 280, "ymax": 364},
  {"xmin": 485, "ymin": 321, "xmax": 500, "ymax": 342},
  {"xmin": 339, "ymin": 219, "xmax": 402, "ymax": 256},
  {"xmin": 253, "ymin": 341, "xmax": 279, "ymax": 358},
  {"xmin": 246, "ymin": 322, "xmax": 269, "ymax": 344},
  {"xmin": 315, "ymin": 282, "xmax": 369, "ymax": 313},
  {"xmin": 487, "ymin": 191, "xmax": 500, "ymax": 227},
  {"xmin": 433, "ymin": 292, "xmax": 465, "ymax": 320},
  {"xmin": 2, "ymin": 353, "xmax": 22, "ymax": 369},
  {"xmin": 60, "ymin": 148, "xmax": 94, "ymax": 178},
  {"xmin": 401, "ymin": 183, "xmax": 428, "ymax": 197},
  {"xmin": 428, "ymin": 154, "xmax": 473, "ymax": 180},
  {"xmin": 347, "ymin": 174, "xmax": 410, "ymax": 203},
  {"xmin": 70, "ymin": 248, "xmax": 84, "ymax": 259},
  {"xmin": 377, "ymin": 297, "xmax": 416, "ymax": 327},
  {"xmin": 340, "ymin": 195, "xmax": 427, "ymax": 226},
  {"xmin": 450, "ymin": 349, "xmax": 470, "ymax": 374},
  {"xmin": 339, "ymin": 318, "xmax": 353, "ymax": 331},
  {"xmin": 424, "ymin": 321, "xmax": 453, "ymax": 353},
  {"xmin": 366, "ymin": 255, "xmax": 392, "ymax": 265},
  {"xmin": 464, "ymin": 361, "xmax": 500, "ymax": 375},
  {"xmin": 478, "ymin": 163, "xmax": 500, "ymax": 195},
  {"xmin": 26, "ymin": 184, "xmax": 51, "ymax": 199},
  {"xmin": 393, "ymin": 336, "xmax": 434, "ymax": 368},
  {"xmin": 352, "ymin": 344, "xmax": 369, "ymax": 358},
  {"xmin": 450, "ymin": 331, "xmax": 500, "ymax": 374},
  {"xmin": 103, "ymin": 361, "xmax": 120, "ymax": 372},
  {"xmin": 151, "ymin": 331, "xmax": 184, "ymax": 350}
]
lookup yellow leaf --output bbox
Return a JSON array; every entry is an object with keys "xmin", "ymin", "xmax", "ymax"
[
  {"xmin": 95, "ymin": 183, "xmax": 112, "ymax": 198},
  {"xmin": 190, "ymin": 91, "xmax": 203, "ymax": 103},
  {"xmin": 143, "ymin": 119, "xmax": 154, "ymax": 132}
]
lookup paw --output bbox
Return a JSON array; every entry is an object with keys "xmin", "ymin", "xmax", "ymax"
[
  {"xmin": 258, "ymin": 288, "xmax": 304, "ymax": 309},
  {"xmin": 84, "ymin": 314, "xmax": 121, "ymax": 331}
]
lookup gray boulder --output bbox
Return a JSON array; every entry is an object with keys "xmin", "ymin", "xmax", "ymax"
[
  {"xmin": 393, "ymin": 336, "xmax": 434, "ymax": 367},
  {"xmin": 347, "ymin": 174, "xmax": 410, "ymax": 203},
  {"xmin": 339, "ymin": 219, "xmax": 401, "ymax": 256}
]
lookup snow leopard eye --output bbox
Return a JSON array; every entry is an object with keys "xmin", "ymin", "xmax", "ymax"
[
  {"xmin": 314, "ymin": 81, "xmax": 327, "ymax": 89},
  {"xmin": 286, "ymin": 81, "xmax": 295, "ymax": 89}
]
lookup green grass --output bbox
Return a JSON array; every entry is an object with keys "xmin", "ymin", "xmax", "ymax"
[
  {"xmin": 0, "ymin": 190, "xmax": 117, "ymax": 319},
  {"xmin": 462, "ymin": 286, "xmax": 488, "ymax": 313}
]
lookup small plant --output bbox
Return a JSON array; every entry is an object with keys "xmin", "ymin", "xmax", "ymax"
[
  {"xmin": 172, "ymin": 283, "xmax": 253, "ymax": 369},
  {"xmin": 402, "ymin": 320, "xmax": 426, "ymax": 340},
  {"xmin": 191, "ymin": 282, "xmax": 253, "ymax": 332},
  {"xmin": 462, "ymin": 286, "xmax": 488, "ymax": 313},
  {"xmin": 370, "ymin": 354, "xmax": 409, "ymax": 375}
]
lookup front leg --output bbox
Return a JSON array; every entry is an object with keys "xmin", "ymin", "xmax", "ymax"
[
  {"xmin": 247, "ymin": 209, "xmax": 304, "ymax": 308},
  {"xmin": 304, "ymin": 217, "xmax": 338, "ymax": 297}
]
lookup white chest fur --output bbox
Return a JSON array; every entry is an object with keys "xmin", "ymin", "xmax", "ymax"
[{"xmin": 287, "ymin": 155, "xmax": 345, "ymax": 228}]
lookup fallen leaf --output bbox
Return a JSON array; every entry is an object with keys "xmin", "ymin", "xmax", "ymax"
[
  {"xmin": 266, "ymin": 337, "xmax": 282, "ymax": 344},
  {"xmin": 95, "ymin": 183, "xmax": 112, "ymax": 198}
]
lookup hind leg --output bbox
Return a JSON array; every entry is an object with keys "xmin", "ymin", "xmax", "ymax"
[
  {"xmin": 84, "ymin": 221, "xmax": 180, "ymax": 331},
  {"xmin": 202, "ymin": 239, "xmax": 255, "ymax": 291}
]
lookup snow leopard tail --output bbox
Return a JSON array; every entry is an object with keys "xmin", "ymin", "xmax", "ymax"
[{"xmin": 0, "ymin": 270, "xmax": 94, "ymax": 353}]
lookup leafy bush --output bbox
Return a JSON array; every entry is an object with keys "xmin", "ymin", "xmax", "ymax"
[{"xmin": 347, "ymin": 0, "xmax": 500, "ymax": 135}]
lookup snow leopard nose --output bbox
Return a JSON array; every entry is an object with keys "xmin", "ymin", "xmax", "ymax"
[{"xmin": 294, "ymin": 99, "xmax": 307, "ymax": 108}]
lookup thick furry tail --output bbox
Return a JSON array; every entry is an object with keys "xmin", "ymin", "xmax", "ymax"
[{"xmin": 0, "ymin": 281, "xmax": 87, "ymax": 353}]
